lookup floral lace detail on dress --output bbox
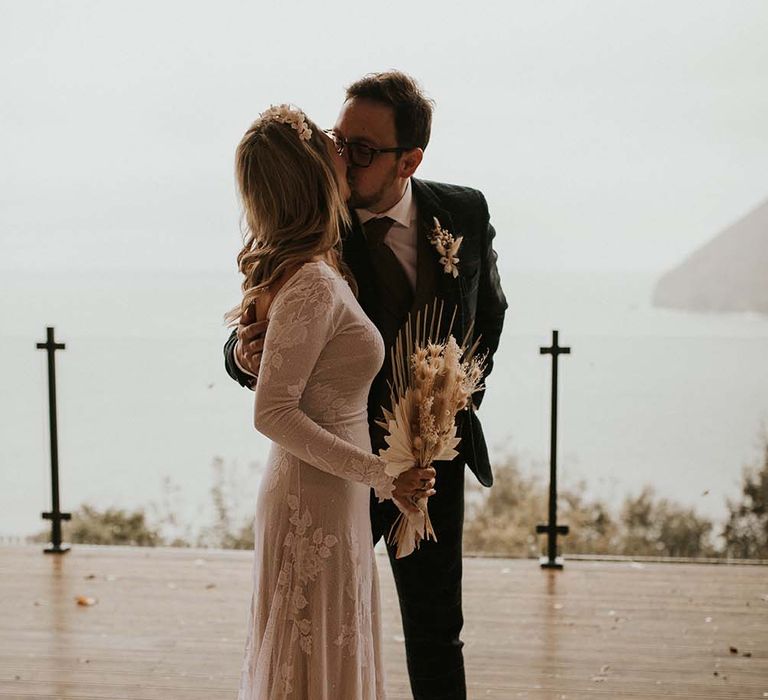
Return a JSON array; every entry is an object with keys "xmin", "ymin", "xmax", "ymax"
[
  {"xmin": 334, "ymin": 623, "xmax": 359, "ymax": 657},
  {"xmin": 266, "ymin": 450, "xmax": 291, "ymax": 492},
  {"xmin": 308, "ymin": 381, "xmax": 348, "ymax": 423},
  {"xmin": 260, "ymin": 274, "xmax": 335, "ymax": 384},
  {"xmin": 283, "ymin": 495, "xmax": 339, "ymax": 660},
  {"xmin": 269, "ymin": 494, "xmax": 342, "ymax": 697},
  {"xmin": 333, "ymin": 527, "xmax": 371, "ymax": 666},
  {"xmin": 372, "ymin": 472, "xmax": 395, "ymax": 502}
]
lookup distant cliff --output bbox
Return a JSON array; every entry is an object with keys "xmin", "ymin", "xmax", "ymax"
[{"xmin": 653, "ymin": 197, "xmax": 768, "ymax": 315}]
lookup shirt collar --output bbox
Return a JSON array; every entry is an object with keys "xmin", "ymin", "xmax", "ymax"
[{"xmin": 355, "ymin": 179, "xmax": 414, "ymax": 228}]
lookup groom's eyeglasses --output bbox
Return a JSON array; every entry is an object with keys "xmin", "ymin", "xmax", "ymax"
[{"xmin": 324, "ymin": 130, "xmax": 411, "ymax": 168}]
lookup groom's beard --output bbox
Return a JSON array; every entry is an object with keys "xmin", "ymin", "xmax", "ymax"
[{"xmin": 347, "ymin": 165, "xmax": 399, "ymax": 211}]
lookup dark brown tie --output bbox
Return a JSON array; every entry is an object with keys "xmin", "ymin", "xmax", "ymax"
[{"xmin": 363, "ymin": 216, "xmax": 414, "ymax": 349}]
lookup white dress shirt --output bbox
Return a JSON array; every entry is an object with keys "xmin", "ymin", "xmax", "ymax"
[{"xmin": 355, "ymin": 179, "xmax": 419, "ymax": 291}]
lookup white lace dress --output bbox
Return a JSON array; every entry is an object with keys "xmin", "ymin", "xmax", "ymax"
[{"xmin": 237, "ymin": 261, "xmax": 394, "ymax": 700}]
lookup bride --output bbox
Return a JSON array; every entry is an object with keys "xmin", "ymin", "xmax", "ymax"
[{"xmin": 227, "ymin": 105, "xmax": 435, "ymax": 699}]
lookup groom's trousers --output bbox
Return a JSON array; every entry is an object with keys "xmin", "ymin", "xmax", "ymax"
[{"xmin": 370, "ymin": 456, "xmax": 466, "ymax": 700}]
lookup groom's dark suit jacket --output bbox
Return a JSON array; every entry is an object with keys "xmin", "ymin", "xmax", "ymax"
[{"xmin": 224, "ymin": 177, "xmax": 508, "ymax": 487}]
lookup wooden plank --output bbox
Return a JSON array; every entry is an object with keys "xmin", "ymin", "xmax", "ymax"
[{"xmin": 0, "ymin": 546, "xmax": 765, "ymax": 699}]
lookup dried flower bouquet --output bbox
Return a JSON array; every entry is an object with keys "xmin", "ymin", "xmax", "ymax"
[{"xmin": 378, "ymin": 302, "xmax": 486, "ymax": 558}]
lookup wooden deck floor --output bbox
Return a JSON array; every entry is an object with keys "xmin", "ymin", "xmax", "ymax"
[{"xmin": 1, "ymin": 545, "xmax": 766, "ymax": 699}]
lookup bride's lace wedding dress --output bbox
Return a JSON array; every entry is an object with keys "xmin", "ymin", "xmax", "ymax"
[{"xmin": 237, "ymin": 260, "xmax": 394, "ymax": 700}]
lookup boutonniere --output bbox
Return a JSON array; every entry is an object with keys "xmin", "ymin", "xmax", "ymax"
[{"xmin": 429, "ymin": 217, "xmax": 463, "ymax": 278}]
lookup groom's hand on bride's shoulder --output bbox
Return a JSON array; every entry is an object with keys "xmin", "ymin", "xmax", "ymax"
[{"xmin": 236, "ymin": 305, "xmax": 269, "ymax": 378}]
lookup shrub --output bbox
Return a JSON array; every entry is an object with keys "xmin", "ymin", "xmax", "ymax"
[
  {"xmin": 31, "ymin": 504, "xmax": 162, "ymax": 546},
  {"xmin": 464, "ymin": 458, "xmax": 718, "ymax": 558},
  {"xmin": 722, "ymin": 437, "xmax": 768, "ymax": 559}
]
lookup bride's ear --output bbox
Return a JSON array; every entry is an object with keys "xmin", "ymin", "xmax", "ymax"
[{"xmin": 398, "ymin": 148, "xmax": 424, "ymax": 179}]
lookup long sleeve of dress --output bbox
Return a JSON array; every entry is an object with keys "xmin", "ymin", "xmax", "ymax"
[{"xmin": 253, "ymin": 266, "xmax": 394, "ymax": 501}]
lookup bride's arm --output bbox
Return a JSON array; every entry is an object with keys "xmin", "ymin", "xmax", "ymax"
[{"xmin": 253, "ymin": 268, "xmax": 394, "ymax": 501}]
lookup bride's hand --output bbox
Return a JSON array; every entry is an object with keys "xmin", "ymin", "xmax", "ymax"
[{"xmin": 393, "ymin": 466, "xmax": 436, "ymax": 513}]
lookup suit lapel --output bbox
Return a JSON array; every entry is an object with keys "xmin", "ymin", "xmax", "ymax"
[
  {"xmin": 410, "ymin": 179, "xmax": 463, "ymax": 324},
  {"xmin": 410, "ymin": 214, "xmax": 438, "ymax": 315}
]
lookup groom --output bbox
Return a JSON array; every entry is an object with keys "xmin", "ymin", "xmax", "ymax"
[{"xmin": 225, "ymin": 71, "xmax": 507, "ymax": 700}]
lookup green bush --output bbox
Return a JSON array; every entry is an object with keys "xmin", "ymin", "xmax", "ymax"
[
  {"xmin": 463, "ymin": 455, "xmax": 546, "ymax": 556},
  {"xmin": 31, "ymin": 504, "xmax": 162, "ymax": 546},
  {"xmin": 722, "ymin": 437, "xmax": 768, "ymax": 558},
  {"xmin": 464, "ymin": 458, "xmax": 719, "ymax": 558},
  {"xmin": 618, "ymin": 486, "xmax": 716, "ymax": 557}
]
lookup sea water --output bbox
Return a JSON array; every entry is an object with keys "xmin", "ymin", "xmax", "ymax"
[{"xmin": 2, "ymin": 267, "xmax": 766, "ymax": 539}]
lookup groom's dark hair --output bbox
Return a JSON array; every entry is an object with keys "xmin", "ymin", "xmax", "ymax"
[{"xmin": 345, "ymin": 71, "xmax": 434, "ymax": 151}]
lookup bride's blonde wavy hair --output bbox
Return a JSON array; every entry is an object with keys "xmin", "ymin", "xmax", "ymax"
[{"xmin": 225, "ymin": 107, "xmax": 353, "ymax": 326}]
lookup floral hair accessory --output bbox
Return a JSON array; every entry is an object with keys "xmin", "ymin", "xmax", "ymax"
[
  {"xmin": 429, "ymin": 217, "xmax": 463, "ymax": 277},
  {"xmin": 259, "ymin": 104, "xmax": 312, "ymax": 142}
]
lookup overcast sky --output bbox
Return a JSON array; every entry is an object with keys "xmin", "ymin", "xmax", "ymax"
[{"xmin": 2, "ymin": 0, "xmax": 767, "ymax": 273}]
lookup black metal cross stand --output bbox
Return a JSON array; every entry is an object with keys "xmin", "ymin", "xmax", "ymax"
[
  {"xmin": 36, "ymin": 327, "xmax": 71, "ymax": 554},
  {"xmin": 536, "ymin": 330, "xmax": 571, "ymax": 569}
]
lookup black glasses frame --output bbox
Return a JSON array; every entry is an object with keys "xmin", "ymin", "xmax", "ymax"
[{"xmin": 324, "ymin": 129, "xmax": 412, "ymax": 168}]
